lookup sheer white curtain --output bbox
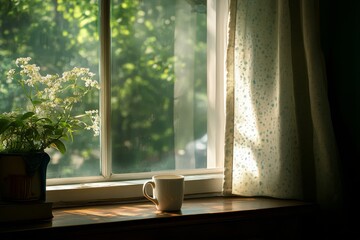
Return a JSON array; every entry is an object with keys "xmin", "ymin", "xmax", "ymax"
[{"xmin": 223, "ymin": 0, "xmax": 342, "ymax": 210}]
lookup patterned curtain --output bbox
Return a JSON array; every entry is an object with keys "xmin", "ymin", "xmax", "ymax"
[{"xmin": 223, "ymin": 0, "xmax": 342, "ymax": 210}]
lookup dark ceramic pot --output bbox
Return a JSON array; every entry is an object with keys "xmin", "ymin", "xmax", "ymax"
[{"xmin": 0, "ymin": 152, "xmax": 50, "ymax": 202}]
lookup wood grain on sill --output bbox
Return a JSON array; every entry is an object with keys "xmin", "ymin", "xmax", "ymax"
[{"xmin": 0, "ymin": 196, "xmax": 319, "ymax": 238}]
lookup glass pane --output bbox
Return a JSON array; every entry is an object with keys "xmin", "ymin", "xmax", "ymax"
[
  {"xmin": 111, "ymin": 0, "xmax": 208, "ymax": 173},
  {"xmin": 0, "ymin": 0, "xmax": 100, "ymax": 178}
]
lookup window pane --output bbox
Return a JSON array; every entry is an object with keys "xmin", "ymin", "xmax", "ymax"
[
  {"xmin": 111, "ymin": 0, "xmax": 208, "ymax": 173},
  {"xmin": 0, "ymin": 0, "xmax": 100, "ymax": 178}
]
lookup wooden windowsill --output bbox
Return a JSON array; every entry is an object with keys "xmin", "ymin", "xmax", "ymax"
[{"xmin": 0, "ymin": 196, "xmax": 319, "ymax": 239}]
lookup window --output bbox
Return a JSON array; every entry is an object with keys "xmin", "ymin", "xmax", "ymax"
[
  {"xmin": 110, "ymin": 0, "xmax": 210, "ymax": 174},
  {"xmin": 0, "ymin": 0, "xmax": 227, "ymax": 202}
]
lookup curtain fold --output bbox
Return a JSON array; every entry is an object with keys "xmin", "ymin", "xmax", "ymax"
[{"xmin": 224, "ymin": 0, "xmax": 342, "ymax": 210}]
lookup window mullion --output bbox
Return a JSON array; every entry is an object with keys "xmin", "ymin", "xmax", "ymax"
[
  {"xmin": 207, "ymin": 0, "xmax": 217, "ymax": 168},
  {"xmin": 208, "ymin": 0, "xmax": 227, "ymax": 169},
  {"xmin": 100, "ymin": 0, "xmax": 112, "ymax": 179}
]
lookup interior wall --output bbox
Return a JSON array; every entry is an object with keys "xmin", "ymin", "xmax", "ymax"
[{"xmin": 319, "ymin": 0, "xmax": 360, "ymax": 223}]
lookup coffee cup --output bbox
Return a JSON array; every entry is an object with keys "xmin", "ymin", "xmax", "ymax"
[{"xmin": 142, "ymin": 174, "xmax": 184, "ymax": 212}]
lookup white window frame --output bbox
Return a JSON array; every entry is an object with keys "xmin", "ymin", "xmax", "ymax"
[{"xmin": 46, "ymin": 0, "xmax": 228, "ymax": 203}]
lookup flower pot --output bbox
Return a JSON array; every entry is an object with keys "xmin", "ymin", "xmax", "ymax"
[{"xmin": 0, "ymin": 152, "xmax": 50, "ymax": 202}]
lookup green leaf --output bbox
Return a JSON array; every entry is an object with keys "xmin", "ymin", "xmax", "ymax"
[
  {"xmin": 31, "ymin": 100, "xmax": 43, "ymax": 105},
  {"xmin": 43, "ymin": 125, "xmax": 55, "ymax": 130},
  {"xmin": 54, "ymin": 128, "xmax": 64, "ymax": 136},
  {"xmin": 41, "ymin": 118, "xmax": 53, "ymax": 123},
  {"xmin": 21, "ymin": 112, "xmax": 35, "ymax": 120},
  {"xmin": 51, "ymin": 139, "xmax": 66, "ymax": 154},
  {"xmin": 12, "ymin": 119, "xmax": 24, "ymax": 127},
  {"xmin": 0, "ymin": 118, "xmax": 11, "ymax": 134}
]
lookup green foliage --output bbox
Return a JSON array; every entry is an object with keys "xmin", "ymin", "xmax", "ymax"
[
  {"xmin": 0, "ymin": 0, "xmax": 207, "ymax": 176},
  {"xmin": 110, "ymin": 0, "xmax": 205, "ymax": 172},
  {"xmin": 0, "ymin": 0, "xmax": 101, "ymax": 177},
  {"xmin": 0, "ymin": 57, "xmax": 100, "ymax": 154}
]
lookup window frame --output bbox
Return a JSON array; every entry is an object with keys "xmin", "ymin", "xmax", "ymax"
[{"xmin": 46, "ymin": 0, "xmax": 228, "ymax": 203}]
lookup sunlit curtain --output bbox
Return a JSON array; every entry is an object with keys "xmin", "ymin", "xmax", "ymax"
[{"xmin": 223, "ymin": 0, "xmax": 342, "ymax": 210}]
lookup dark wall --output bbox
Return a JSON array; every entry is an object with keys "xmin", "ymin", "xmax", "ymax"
[{"xmin": 320, "ymin": 0, "xmax": 360, "ymax": 223}]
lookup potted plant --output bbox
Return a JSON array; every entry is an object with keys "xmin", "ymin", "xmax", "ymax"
[{"xmin": 0, "ymin": 57, "xmax": 100, "ymax": 202}]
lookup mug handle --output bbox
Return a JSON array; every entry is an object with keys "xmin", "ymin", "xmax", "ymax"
[{"xmin": 142, "ymin": 180, "xmax": 159, "ymax": 206}]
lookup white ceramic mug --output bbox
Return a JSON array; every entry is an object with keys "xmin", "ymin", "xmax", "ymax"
[{"xmin": 142, "ymin": 174, "xmax": 184, "ymax": 211}]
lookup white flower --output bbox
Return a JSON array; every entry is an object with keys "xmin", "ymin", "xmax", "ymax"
[
  {"xmin": 85, "ymin": 110, "xmax": 100, "ymax": 136},
  {"xmin": 15, "ymin": 57, "xmax": 31, "ymax": 67},
  {"xmin": 6, "ymin": 69, "xmax": 15, "ymax": 84},
  {"xmin": 0, "ymin": 57, "xmax": 101, "ymax": 153}
]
